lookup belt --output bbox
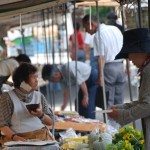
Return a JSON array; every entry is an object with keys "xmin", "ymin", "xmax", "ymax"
[{"xmin": 106, "ymin": 59, "xmax": 124, "ymax": 63}]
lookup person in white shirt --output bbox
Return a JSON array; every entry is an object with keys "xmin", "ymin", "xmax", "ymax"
[
  {"xmin": 42, "ymin": 61, "xmax": 91, "ymax": 111},
  {"xmin": 82, "ymin": 14, "xmax": 126, "ymax": 108},
  {"xmin": 0, "ymin": 54, "xmax": 31, "ymax": 93}
]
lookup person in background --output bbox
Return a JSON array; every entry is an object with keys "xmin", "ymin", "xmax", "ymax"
[
  {"xmin": 69, "ymin": 22, "xmax": 85, "ymax": 62},
  {"xmin": 107, "ymin": 11, "xmax": 124, "ymax": 33},
  {"xmin": 0, "ymin": 63, "xmax": 54, "ymax": 145},
  {"xmin": 0, "ymin": 54, "xmax": 31, "ymax": 93},
  {"xmin": 42, "ymin": 61, "xmax": 91, "ymax": 111},
  {"xmin": 77, "ymin": 32, "xmax": 99, "ymax": 119},
  {"xmin": 108, "ymin": 28, "xmax": 150, "ymax": 150},
  {"xmin": 82, "ymin": 14, "xmax": 126, "ymax": 108}
]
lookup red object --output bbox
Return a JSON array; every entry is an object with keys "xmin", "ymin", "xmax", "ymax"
[{"xmin": 69, "ymin": 30, "xmax": 84, "ymax": 51}]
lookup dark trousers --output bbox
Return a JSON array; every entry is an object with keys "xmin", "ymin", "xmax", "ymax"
[{"xmin": 77, "ymin": 51, "xmax": 98, "ymax": 119}]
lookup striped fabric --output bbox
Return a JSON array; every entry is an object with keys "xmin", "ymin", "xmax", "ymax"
[{"xmin": 0, "ymin": 88, "xmax": 53, "ymax": 127}]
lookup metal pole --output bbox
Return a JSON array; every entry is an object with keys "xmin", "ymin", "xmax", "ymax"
[
  {"xmin": 47, "ymin": 8, "xmax": 52, "ymax": 62},
  {"xmin": 64, "ymin": 6, "xmax": 72, "ymax": 111},
  {"xmin": 95, "ymin": 0, "xmax": 107, "ymax": 124},
  {"xmin": 148, "ymin": 0, "xmax": 150, "ymax": 29},
  {"xmin": 51, "ymin": 7, "xmax": 56, "ymax": 110},
  {"xmin": 120, "ymin": 2, "xmax": 125, "ymax": 31},
  {"xmin": 137, "ymin": 0, "xmax": 142, "ymax": 28},
  {"xmin": 20, "ymin": 14, "xmax": 26, "ymax": 54},
  {"xmin": 126, "ymin": 60, "xmax": 133, "ymax": 102},
  {"xmin": 36, "ymin": 12, "xmax": 39, "ymax": 64},
  {"xmin": 42, "ymin": 10, "xmax": 48, "ymax": 63},
  {"xmin": 42, "ymin": 9, "xmax": 52, "ymax": 107},
  {"xmin": 73, "ymin": 0, "xmax": 79, "ymax": 112}
]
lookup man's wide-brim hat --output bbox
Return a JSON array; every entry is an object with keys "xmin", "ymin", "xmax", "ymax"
[{"xmin": 115, "ymin": 28, "xmax": 150, "ymax": 59}]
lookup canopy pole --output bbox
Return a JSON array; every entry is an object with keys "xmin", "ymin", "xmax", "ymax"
[
  {"xmin": 42, "ymin": 9, "xmax": 48, "ymax": 63},
  {"xmin": 64, "ymin": 5, "xmax": 72, "ymax": 111},
  {"xmin": 137, "ymin": 0, "xmax": 142, "ymax": 28},
  {"xmin": 36, "ymin": 12, "xmax": 39, "ymax": 64},
  {"xmin": 120, "ymin": 2, "xmax": 125, "ymax": 31},
  {"xmin": 95, "ymin": 0, "xmax": 108, "ymax": 124},
  {"xmin": 51, "ymin": 7, "xmax": 56, "ymax": 110},
  {"xmin": 148, "ymin": 0, "xmax": 150, "ymax": 29},
  {"xmin": 20, "ymin": 14, "xmax": 26, "ymax": 54},
  {"xmin": 73, "ymin": 0, "xmax": 79, "ymax": 113}
]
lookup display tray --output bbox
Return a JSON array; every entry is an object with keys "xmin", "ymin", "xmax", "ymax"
[
  {"xmin": 4, "ymin": 140, "xmax": 57, "ymax": 147},
  {"xmin": 53, "ymin": 121, "xmax": 106, "ymax": 132}
]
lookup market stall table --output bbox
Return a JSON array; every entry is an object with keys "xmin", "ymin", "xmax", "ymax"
[{"xmin": 52, "ymin": 121, "xmax": 106, "ymax": 132}]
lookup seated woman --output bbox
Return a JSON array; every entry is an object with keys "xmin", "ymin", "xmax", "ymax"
[{"xmin": 0, "ymin": 63, "xmax": 54, "ymax": 145}]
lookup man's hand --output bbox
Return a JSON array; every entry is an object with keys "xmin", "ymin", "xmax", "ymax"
[
  {"xmin": 108, "ymin": 108, "xmax": 119, "ymax": 120},
  {"xmin": 61, "ymin": 102, "xmax": 67, "ymax": 111},
  {"xmin": 81, "ymin": 95, "xmax": 89, "ymax": 107},
  {"xmin": 96, "ymin": 76, "xmax": 104, "ymax": 86},
  {"xmin": 61, "ymin": 89, "xmax": 69, "ymax": 111}
]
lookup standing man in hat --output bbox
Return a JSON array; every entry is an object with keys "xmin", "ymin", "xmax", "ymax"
[
  {"xmin": 82, "ymin": 14, "xmax": 126, "ymax": 108},
  {"xmin": 108, "ymin": 28, "xmax": 150, "ymax": 150}
]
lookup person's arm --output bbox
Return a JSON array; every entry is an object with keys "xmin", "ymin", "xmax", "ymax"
[
  {"xmin": 110, "ymin": 101, "xmax": 139, "ymax": 109},
  {"xmin": 30, "ymin": 93, "xmax": 53, "ymax": 126},
  {"xmin": 80, "ymin": 82, "xmax": 89, "ymax": 107},
  {"xmin": 61, "ymin": 88, "xmax": 69, "ymax": 111},
  {"xmin": 108, "ymin": 101, "xmax": 150, "ymax": 126},
  {"xmin": 84, "ymin": 44, "xmax": 91, "ymax": 64},
  {"xmin": 108, "ymin": 65, "xmax": 150, "ymax": 126},
  {"xmin": 93, "ymin": 32, "xmax": 105, "ymax": 86},
  {"xmin": 97, "ymin": 55, "xmax": 105, "ymax": 86},
  {"xmin": 0, "ymin": 92, "xmax": 26, "ymax": 141},
  {"xmin": 31, "ymin": 109, "xmax": 53, "ymax": 126},
  {"xmin": 0, "ymin": 126, "xmax": 26, "ymax": 141}
]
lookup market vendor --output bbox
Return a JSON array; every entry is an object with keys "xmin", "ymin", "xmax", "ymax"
[
  {"xmin": 108, "ymin": 28, "xmax": 150, "ymax": 150},
  {"xmin": 0, "ymin": 63, "xmax": 54, "ymax": 145},
  {"xmin": 42, "ymin": 61, "xmax": 91, "ymax": 111},
  {"xmin": 0, "ymin": 54, "xmax": 31, "ymax": 93}
]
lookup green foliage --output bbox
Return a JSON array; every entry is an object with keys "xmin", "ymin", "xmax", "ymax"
[
  {"xmin": 85, "ymin": 6, "xmax": 114, "ymax": 23},
  {"xmin": 106, "ymin": 125, "xmax": 144, "ymax": 150},
  {"xmin": 93, "ymin": 138, "xmax": 105, "ymax": 150}
]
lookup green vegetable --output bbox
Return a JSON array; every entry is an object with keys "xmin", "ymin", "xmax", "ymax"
[
  {"xmin": 100, "ymin": 132, "xmax": 112, "ymax": 145},
  {"xmin": 93, "ymin": 137, "xmax": 105, "ymax": 150},
  {"xmin": 88, "ymin": 132, "xmax": 100, "ymax": 143},
  {"xmin": 107, "ymin": 125, "xmax": 144, "ymax": 150},
  {"xmin": 75, "ymin": 143, "xmax": 89, "ymax": 150}
]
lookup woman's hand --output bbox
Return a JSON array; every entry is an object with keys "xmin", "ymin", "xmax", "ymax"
[
  {"xmin": 30, "ymin": 108, "xmax": 43, "ymax": 118},
  {"xmin": 12, "ymin": 135, "xmax": 26, "ymax": 141}
]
